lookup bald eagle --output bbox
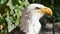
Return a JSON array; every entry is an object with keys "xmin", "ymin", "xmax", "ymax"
[{"xmin": 19, "ymin": 4, "xmax": 53, "ymax": 34}]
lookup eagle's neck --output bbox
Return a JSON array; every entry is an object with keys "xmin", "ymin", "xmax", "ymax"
[{"xmin": 26, "ymin": 13, "xmax": 44, "ymax": 34}]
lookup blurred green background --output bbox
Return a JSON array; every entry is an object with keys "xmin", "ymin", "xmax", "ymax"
[{"xmin": 0, "ymin": 0, "xmax": 60, "ymax": 34}]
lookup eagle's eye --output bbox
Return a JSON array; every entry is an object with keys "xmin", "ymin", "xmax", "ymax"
[{"xmin": 35, "ymin": 7, "xmax": 40, "ymax": 9}]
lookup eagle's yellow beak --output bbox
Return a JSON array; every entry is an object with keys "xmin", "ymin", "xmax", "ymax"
[
  {"xmin": 38, "ymin": 7, "xmax": 53, "ymax": 16},
  {"xmin": 41, "ymin": 7, "xmax": 53, "ymax": 16}
]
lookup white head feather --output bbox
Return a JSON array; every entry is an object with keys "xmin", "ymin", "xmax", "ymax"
[{"xmin": 19, "ymin": 4, "xmax": 53, "ymax": 34}]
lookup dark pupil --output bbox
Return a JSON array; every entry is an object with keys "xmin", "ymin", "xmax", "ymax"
[{"xmin": 35, "ymin": 7, "xmax": 40, "ymax": 9}]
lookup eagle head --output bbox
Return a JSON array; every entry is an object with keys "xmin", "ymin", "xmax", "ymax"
[
  {"xmin": 27, "ymin": 4, "xmax": 53, "ymax": 16},
  {"xmin": 20, "ymin": 4, "xmax": 53, "ymax": 34}
]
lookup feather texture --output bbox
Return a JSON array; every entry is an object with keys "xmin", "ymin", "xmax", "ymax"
[{"xmin": 19, "ymin": 4, "xmax": 45, "ymax": 34}]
